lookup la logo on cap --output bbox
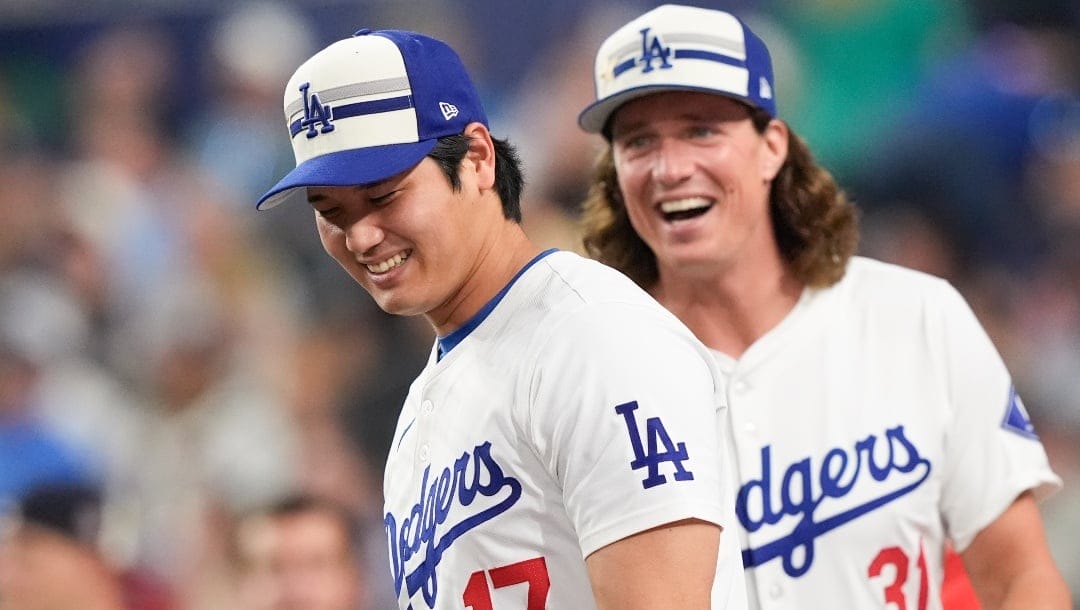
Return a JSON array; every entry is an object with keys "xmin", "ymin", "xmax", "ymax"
[
  {"xmin": 299, "ymin": 82, "xmax": 334, "ymax": 138},
  {"xmin": 638, "ymin": 28, "xmax": 673, "ymax": 73}
]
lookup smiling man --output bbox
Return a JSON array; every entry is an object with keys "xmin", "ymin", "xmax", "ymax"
[
  {"xmin": 257, "ymin": 27, "xmax": 747, "ymax": 610},
  {"xmin": 578, "ymin": 5, "xmax": 1071, "ymax": 610}
]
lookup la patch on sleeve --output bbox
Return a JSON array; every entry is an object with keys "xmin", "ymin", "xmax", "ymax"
[
  {"xmin": 616, "ymin": 400, "xmax": 694, "ymax": 489},
  {"xmin": 1001, "ymin": 386, "xmax": 1039, "ymax": 440}
]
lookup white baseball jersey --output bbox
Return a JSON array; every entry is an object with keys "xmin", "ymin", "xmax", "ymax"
[
  {"xmin": 714, "ymin": 256, "xmax": 1061, "ymax": 610},
  {"xmin": 383, "ymin": 250, "xmax": 747, "ymax": 610}
]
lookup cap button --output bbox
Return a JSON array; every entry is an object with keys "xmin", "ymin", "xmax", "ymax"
[{"xmin": 354, "ymin": 28, "xmax": 372, "ymax": 36}]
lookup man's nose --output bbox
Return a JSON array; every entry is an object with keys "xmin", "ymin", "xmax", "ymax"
[
  {"xmin": 652, "ymin": 138, "xmax": 694, "ymax": 185},
  {"xmin": 344, "ymin": 216, "xmax": 384, "ymax": 254}
]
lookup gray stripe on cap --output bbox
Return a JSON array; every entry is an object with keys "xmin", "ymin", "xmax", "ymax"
[
  {"xmin": 665, "ymin": 32, "xmax": 743, "ymax": 56},
  {"xmin": 285, "ymin": 76, "xmax": 411, "ymax": 119},
  {"xmin": 610, "ymin": 33, "xmax": 745, "ymax": 76}
]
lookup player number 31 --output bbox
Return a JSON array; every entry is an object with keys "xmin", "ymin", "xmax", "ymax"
[{"xmin": 868, "ymin": 542, "xmax": 929, "ymax": 610}]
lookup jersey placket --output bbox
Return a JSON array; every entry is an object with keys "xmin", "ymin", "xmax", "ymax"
[
  {"xmin": 725, "ymin": 370, "xmax": 791, "ymax": 610},
  {"xmin": 414, "ymin": 391, "xmax": 437, "ymax": 469}
]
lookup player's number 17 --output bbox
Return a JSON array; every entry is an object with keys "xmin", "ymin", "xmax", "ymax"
[{"xmin": 463, "ymin": 556, "xmax": 550, "ymax": 610}]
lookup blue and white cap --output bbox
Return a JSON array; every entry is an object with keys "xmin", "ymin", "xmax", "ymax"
[
  {"xmin": 578, "ymin": 4, "xmax": 776, "ymax": 135},
  {"xmin": 257, "ymin": 28, "xmax": 488, "ymax": 209}
]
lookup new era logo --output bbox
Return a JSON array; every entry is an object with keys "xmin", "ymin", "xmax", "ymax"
[
  {"xmin": 759, "ymin": 77, "xmax": 772, "ymax": 100},
  {"xmin": 439, "ymin": 102, "xmax": 459, "ymax": 121}
]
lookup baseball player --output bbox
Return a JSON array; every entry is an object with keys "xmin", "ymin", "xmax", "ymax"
[
  {"xmin": 578, "ymin": 5, "xmax": 1072, "ymax": 610},
  {"xmin": 256, "ymin": 28, "xmax": 748, "ymax": 610}
]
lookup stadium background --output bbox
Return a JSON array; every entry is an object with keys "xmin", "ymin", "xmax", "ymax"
[{"xmin": 1, "ymin": 1, "xmax": 1077, "ymax": 608}]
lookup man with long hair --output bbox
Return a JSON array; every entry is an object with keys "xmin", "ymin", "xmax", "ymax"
[{"xmin": 578, "ymin": 5, "xmax": 1070, "ymax": 609}]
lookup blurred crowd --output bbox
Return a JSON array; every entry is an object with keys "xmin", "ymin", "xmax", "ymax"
[{"xmin": 0, "ymin": 1, "xmax": 1077, "ymax": 609}]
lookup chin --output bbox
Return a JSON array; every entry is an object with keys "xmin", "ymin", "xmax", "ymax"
[
  {"xmin": 372, "ymin": 292, "xmax": 430, "ymax": 318},
  {"xmin": 372, "ymin": 296, "xmax": 413, "ymax": 317},
  {"xmin": 659, "ymin": 251, "xmax": 726, "ymax": 276}
]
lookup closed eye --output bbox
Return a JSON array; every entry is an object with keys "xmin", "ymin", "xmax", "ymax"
[
  {"xmin": 315, "ymin": 206, "xmax": 341, "ymax": 219},
  {"xmin": 369, "ymin": 189, "xmax": 399, "ymax": 206},
  {"xmin": 688, "ymin": 124, "xmax": 716, "ymax": 138}
]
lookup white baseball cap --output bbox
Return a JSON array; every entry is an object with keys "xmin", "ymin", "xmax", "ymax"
[
  {"xmin": 578, "ymin": 4, "xmax": 777, "ymax": 135},
  {"xmin": 257, "ymin": 28, "xmax": 488, "ymax": 210}
]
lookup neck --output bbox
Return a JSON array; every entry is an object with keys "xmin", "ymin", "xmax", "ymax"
[
  {"xmin": 428, "ymin": 222, "xmax": 541, "ymax": 337},
  {"xmin": 651, "ymin": 250, "xmax": 802, "ymax": 359}
]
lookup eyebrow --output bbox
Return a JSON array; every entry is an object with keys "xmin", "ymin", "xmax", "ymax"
[
  {"xmin": 616, "ymin": 108, "xmax": 750, "ymax": 137},
  {"xmin": 611, "ymin": 119, "xmax": 651, "ymax": 139}
]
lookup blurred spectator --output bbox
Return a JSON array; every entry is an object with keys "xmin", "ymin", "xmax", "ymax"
[
  {"xmin": 58, "ymin": 23, "xmax": 193, "ymax": 323},
  {"xmin": 0, "ymin": 275, "xmax": 95, "ymax": 506},
  {"xmin": 282, "ymin": 323, "xmax": 383, "ymax": 517},
  {"xmin": 0, "ymin": 145, "xmax": 55, "ymax": 275},
  {"xmin": 0, "ymin": 483, "xmax": 174, "ymax": 610},
  {"xmin": 0, "ymin": 342, "xmax": 89, "ymax": 504},
  {"xmin": 281, "ymin": 316, "xmax": 419, "ymax": 608},
  {"xmin": 0, "ymin": 484, "xmax": 125, "ymax": 610},
  {"xmin": 105, "ymin": 277, "xmax": 299, "ymax": 600},
  {"xmin": 24, "ymin": 25, "xmax": 305, "ymax": 608},
  {"xmin": 231, "ymin": 494, "xmax": 372, "ymax": 610},
  {"xmin": 187, "ymin": 2, "xmax": 317, "ymax": 208}
]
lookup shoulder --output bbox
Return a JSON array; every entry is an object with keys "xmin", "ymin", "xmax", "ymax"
[
  {"xmin": 819, "ymin": 257, "xmax": 987, "ymax": 354},
  {"xmin": 836, "ymin": 256, "xmax": 964, "ymax": 311},
  {"xmin": 539, "ymin": 251, "xmax": 658, "ymax": 303},
  {"xmin": 531, "ymin": 251, "xmax": 696, "ymax": 340},
  {"xmin": 843, "ymin": 256, "xmax": 950, "ymax": 293},
  {"xmin": 501, "ymin": 251, "xmax": 709, "ymax": 371}
]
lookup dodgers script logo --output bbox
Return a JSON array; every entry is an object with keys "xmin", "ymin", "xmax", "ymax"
[
  {"xmin": 738, "ymin": 425, "xmax": 931, "ymax": 577},
  {"xmin": 385, "ymin": 441, "xmax": 522, "ymax": 608},
  {"xmin": 299, "ymin": 82, "xmax": 334, "ymax": 138},
  {"xmin": 637, "ymin": 27, "xmax": 672, "ymax": 73}
]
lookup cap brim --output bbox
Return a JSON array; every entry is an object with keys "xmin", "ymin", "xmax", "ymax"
[
  {"xmin": 578, "ymin": 84, "xmax": 758, "ymax": 135},
  {"xmin": 256, "ymin": 139, "xmax": 438, "ymax": 210}
]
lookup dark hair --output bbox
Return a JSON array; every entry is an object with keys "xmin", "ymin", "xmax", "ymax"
[
  {"xmin": 581, "ymin": 107, "xmax": 859, "ymax": 289},
  {"xmin": 17, "ymin": 483, "xmax": 103, "ymax": 547},
  {"xmin": 428, "ymin": 133, "xmax": 525, "ymax": 222}
]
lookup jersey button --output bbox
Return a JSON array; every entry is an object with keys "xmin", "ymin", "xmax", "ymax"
[
  {"xmin": 768, "ymin": 582, "xmax": 783, "ymax": 599},
  {"xmin": 418, "ymin": 444, "xmax": 430, "ymax": 462},
  {"xmin": 422, "ymin": 400, "xmax": 434, "ymax": 415},
  {"xmin": 744, "ymin": 421, "xmax": 757, "ymax": 433},
  {"xmin": 733, "ymin": 380, "xmax": 748, "ymax": 393}
]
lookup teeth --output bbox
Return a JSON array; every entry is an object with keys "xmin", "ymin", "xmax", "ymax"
[
  {"xmin": 660, "ymin": 197, "xmax": 712, "ymax": 213},
  {"xmin": 366, "ymin": 251, "xmax": 409, "ymax": 274}
]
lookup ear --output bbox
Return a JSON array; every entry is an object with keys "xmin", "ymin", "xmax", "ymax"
[
  {"xmin": 462, "ymin": 122, "xmax": 496, "ymax": 191},
  {"xmin": 760, "ymin": 118, "xmax": 789, "ymax": 182}
]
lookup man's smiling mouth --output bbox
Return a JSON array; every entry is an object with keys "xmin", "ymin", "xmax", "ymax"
[
  {"xmin": 367, "ymin": 250, "xmax": 411, "ymax": 274},
  {"xmin": 660, "ymin": 197, "xmax": 713, "ymax": 221}
]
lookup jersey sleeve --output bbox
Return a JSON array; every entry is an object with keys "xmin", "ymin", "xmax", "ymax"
[
  {"xmin": 517, "ymin": 302, "xmax": 728, "ymax": 559},
  {"xmin": 933, "ymin": 280, "xmax": 1062, "ymax": 551}
]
